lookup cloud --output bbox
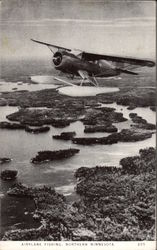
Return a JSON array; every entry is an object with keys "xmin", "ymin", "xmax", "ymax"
[{"xmin": 1, "ymin": 17, "xmax": 155, "ymax": 28}]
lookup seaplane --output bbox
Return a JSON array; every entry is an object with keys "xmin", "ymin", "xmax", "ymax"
[{"xmin": 31, "ymin": 39, "xmax": 155, "ymax": 97}]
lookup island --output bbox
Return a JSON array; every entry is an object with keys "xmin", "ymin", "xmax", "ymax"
[
  {"xmin": 129, "ymin": 113, "xmax": 156, "ymax": 130},
  {"xmin": 81, "ymin": 107, "xmax": 127, "ymax": 126},
  {"xmin": 51, "ymin": 119, "xmax": 71, "ymax": 128},
  {"xmin": 0, "ymin": 121, "xmax": 25, "ymax": 130},
  {"xmin": 31, "ymin": 148, "xmax": 80, "ymax": 164},
  {"xmin": 72, "ymin": 128, "xmax": 154, "ymax": 145},
  {"xmin": 84, "ymin": 124, "xmax": 118, "ymax": 133},
  {"xmin": 0, "ymin": 158, "xmax": 12, "ymax": 164},
  {"xmin": 1, "ymin": 170, "xmax": 18, "ymax": 180},
  {"xmin": 25, "ymin": 126, "xmax": 50, "ymax": 134},
  {"xmin": 6, "ymin": 108, "xmax": 75, "ymax": 127},
  {"xmin": 53, "ymin": 132, "xmax": 76, "ymax": 140}
]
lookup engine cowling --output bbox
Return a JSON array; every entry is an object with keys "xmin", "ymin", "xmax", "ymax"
[
  {"xmin": 52, "ymin": 51, "xmax": 79, "ymax": 73},
  {"xmin": 52, "ymin": 52, "xmax": 63, "ymax": 66}
]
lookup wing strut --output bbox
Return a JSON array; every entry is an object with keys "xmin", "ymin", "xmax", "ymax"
[{"xmin": 53, "ymin": 77, "xmax": 75, "ymax": 86}]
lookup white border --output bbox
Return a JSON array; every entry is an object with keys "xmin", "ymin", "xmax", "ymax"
[{"xmin": 0, "ymin": 241, "xmax": 156, "ymax": 250}]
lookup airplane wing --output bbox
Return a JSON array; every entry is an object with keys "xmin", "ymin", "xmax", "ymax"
[
  {"xmin": 31, "ymin": 39, "xmax": 155, "ymax": 67},
  {"xmin": 81, "ymin": 52, "xmax": 155, "ymax": 67},
  {"xmin": 31, "ymin": 39, "xmax": 71, "ymax": 52}
]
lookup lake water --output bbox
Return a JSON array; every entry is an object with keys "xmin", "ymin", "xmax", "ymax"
[
  {"xmin": 0, "ymin": 83, "xmax": 156, "ymax": 237},
  {"xmin": 0, "ymin": 78, "xmax": 58, "ymax": 93}
]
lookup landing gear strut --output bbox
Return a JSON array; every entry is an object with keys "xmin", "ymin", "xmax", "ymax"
[{"xmin": 80, "ymin": 75, "xmax": 99, "ymax": 87}]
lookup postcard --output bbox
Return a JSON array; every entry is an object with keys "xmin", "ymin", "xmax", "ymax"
[{"xmin": 0, "ymin": 1, "xmax": 156, "ymax": 249}]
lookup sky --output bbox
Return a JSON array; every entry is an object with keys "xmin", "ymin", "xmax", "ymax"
[{"xmin": 0, "ymin": 0, "xmax": 156, "ymax": 60}]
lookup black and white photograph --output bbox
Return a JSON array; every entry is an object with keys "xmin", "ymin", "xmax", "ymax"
[{"xmin": 0, "ymin": 0, "xmax": 156, "ymax": 249}]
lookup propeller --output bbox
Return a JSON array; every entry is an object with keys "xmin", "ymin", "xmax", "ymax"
[{"xmin": 53, "ymin": 52, "xmax": 62, "ymax": 66}]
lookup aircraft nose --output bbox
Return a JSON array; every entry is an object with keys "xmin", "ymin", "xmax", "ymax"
[{"xmin": 53, "ymin": 52, "xmax": 62, "ymax": 66}]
